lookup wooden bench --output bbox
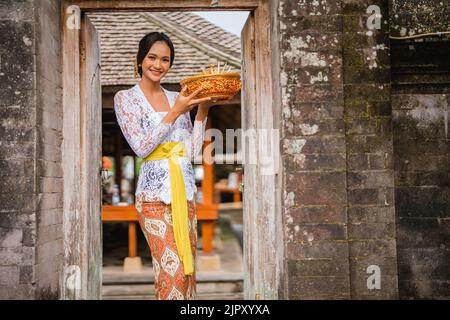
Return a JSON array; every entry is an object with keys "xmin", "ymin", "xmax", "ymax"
[
  {"xmin": 102, "ymin": 205, "xmax": 139, "ymax": 258},
  {"xmin": 102, "ymin": 203, "xmax": 218, "ymax": 258}
]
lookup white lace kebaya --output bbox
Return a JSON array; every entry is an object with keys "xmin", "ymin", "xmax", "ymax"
[{"xmin": 114, "ymin": 83, "xmax": 207, "ymax": 213}]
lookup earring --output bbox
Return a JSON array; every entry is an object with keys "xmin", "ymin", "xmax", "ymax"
[{"xmin": 134, "ymin": 61, "xmax": 141, "ymax": 78}]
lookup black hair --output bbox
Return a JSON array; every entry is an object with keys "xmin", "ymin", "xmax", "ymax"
[{"xmin": 136, "ymin": 32, "xmax": 175, "ymax": 77}]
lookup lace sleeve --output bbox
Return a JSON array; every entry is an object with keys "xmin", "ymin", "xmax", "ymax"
[
  {"xmin": 187, "ymin": 113, "xmax": 208, "ymax": 162},
  {"xmin": 114, "ymin": 91, "xmax": 172, "ymax": 158}
]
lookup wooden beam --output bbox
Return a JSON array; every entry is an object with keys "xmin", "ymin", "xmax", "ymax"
[
  {"xmin": 102, "ymin": 205, "xmax": 138, "ymax": 221},
  {"xmin": 197, "ymin": 204, "xmax": 219, "ymax": 220},
  {"xmin": 241, "ymin": 10, "xmax": 258, "ymax": 300},
  {"xmin": 62, "ymin": 1, "xmax": 82, "ymax": 300},
  {"xmin": 242, "ymin": 0, "xmax": 284, "ymax": 299},
  {"xmin": 80, "ymin": 13, "xmax": 103, "ymax": 299},
  {"xmin": 63, "ymin": 0, "xmax": 258, "ymax": 11}
]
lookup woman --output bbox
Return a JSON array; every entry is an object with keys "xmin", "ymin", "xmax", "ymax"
[{"xmin": 114, "ymin": 32, "xmax": 213, "ymax": 300}]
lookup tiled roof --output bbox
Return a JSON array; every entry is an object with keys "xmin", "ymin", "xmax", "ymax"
[{"xmin": 87, "ymin": 11, "xmax": 241, "ymax": 86}]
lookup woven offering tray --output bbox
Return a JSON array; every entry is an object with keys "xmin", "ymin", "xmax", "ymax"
[{"xmin": 180, "ymin": 63, "xmax": 241, "ymax": 101}]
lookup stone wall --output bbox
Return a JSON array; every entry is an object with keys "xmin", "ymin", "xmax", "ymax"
[
  {"xmin": 0, "ymin": 0, "xmax": 63, "ymax": 299},
  {"xmin": 279, "ymin": 0, "xmax": 449, "ymax": 299},
  {"xmin": 0, "ymin": 0, "xmax": 37, "ymax": 300},
  {"xmin": 392, "ymin": 92, "xmax": 450, "ymax": 299},
  {"xmin": 390, "ymin": 1, "xmax": 450, "ymax": 38},
  {"xmin": 280, "ymin": 0, "xmax": 350, "ymax": 299},
  {"xmin": 280, "ymin": 0, "xmax": 398, "ymax": 299},
  {"xmin": 342, "ymin": 0, "xmax": 398, "ymax": 299},
  {"xmin": 390, "ymin": 0, "xmax": 450, "ymax": 300},
  {"xmin": 390, "ymin": 35, "xmax": 450, "ymax": 300}
]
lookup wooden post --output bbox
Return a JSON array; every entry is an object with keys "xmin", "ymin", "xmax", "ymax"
[
  {"xmin": 198, "ymin": 117, "xmax": 218, "ymax": 255},
  {"xmin": 202, "ymin": 221, "xmax": 215, "ymax": 254},
  {"xmin": 114, "ymin": 131, "xmax": 122, "ymax": 195},
  {"xmin": 128, "ymin": 222, "xmax": 137, "ymax": 257},
  {"xmin": 202, "ymin": 118, "xmax": 214, "ymax": 205},
  {"xmin": 233, "ymin": 189, "xmax": 241, "ymax": 203}
]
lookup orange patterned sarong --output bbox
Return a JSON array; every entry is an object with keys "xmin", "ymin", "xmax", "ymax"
[{"xmin": 137, "ymin": 201, "xmax": 197, "ymax": 300}]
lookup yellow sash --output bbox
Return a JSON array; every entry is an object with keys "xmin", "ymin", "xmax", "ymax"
[{"xmin": 144, "ymin": 142, "xmax": 193, "ymax": 275}]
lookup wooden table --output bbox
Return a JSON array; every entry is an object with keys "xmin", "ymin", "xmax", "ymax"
[
  {"xmin": 102, "ymin": 203, "xmax": 218, "ymax": 257},
  {"xmin": 102, "ymin": 205, "xmax": 138, "ymax": 257}
]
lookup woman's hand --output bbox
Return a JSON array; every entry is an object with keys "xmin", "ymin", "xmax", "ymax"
[
  {"xmin": 171, "ymin": 86, "xmax": 211, "ymax": 116},
  {"xmin": 199, "ymin": 96, "xmax": 234, "ymax": 108},
  {"xmin": 198, "ymin": 99, "xmax": 217, "ymax": 109}
]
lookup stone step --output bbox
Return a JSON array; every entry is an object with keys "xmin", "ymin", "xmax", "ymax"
[
  {"xmin": 102, "ymin": 292, "xmax": 244, "ymax": 300},
  {"xmin": 102, "ymin": 269, "xmax": 243, "ymax": 299},
  {"xmin": 102, "ymin": 282, "xmax": 243, "ymax": 300},
  {"xmin": 103, "ymin": 268, "xmax": 243, "ymax": 284},
  {"xmin": 102, "ymin": 281, "xmax": 243, "ymax": 297}
]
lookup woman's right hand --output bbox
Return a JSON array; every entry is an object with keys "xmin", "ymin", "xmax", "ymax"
[{"xmin": 171, "ymin": 86, "xmax": 212, "ymax": 116}]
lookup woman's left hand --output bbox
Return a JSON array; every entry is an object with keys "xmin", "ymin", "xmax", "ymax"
[{"xmin": 198, "ymin": 99, "xmax": 218, "ymax": 109}]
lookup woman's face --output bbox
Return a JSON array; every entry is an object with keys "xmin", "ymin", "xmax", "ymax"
[{"xmin": 141, "ymin": 41, "xmax": 171, "ymax": 82}]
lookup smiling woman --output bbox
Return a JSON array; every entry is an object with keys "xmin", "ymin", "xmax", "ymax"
[
  {"xmin": 142, "ymin": 50, "xmax": 169, "ymax": 79},
  {"xmin": 135, "ymin": 32, "xmax": 174, "ymax": 80},
  {"xmin": 114, "ymin": 31, "xmax": 213, "ymax": 300}
]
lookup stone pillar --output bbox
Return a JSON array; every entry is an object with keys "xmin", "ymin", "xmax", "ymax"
[
  {"xmin": 0, "ymin": 0, "xmax": 63, "ymax": 299},
  {"xmin": 342, "ymin": 0, "xmax": 398, "ymax": 299},
  {"xmin": 0, "ymin": 0, "xmax": 38, "ymax": 299},
  {"xmin": 280, "ymin": 0, "xmax": 350, "ymax": 299},
  {"xmin": 279, "ymin": 0, "xmax": 398, "ymax": 299}
]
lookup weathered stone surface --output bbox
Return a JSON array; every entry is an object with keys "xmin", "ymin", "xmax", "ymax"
[
  {"xmin": 287, "ymin": 241, "xmax": 349, "ymax": 260},
  {"xmin": 19, "ymin": 265, "xmax": 34, "ymax": 284},
  {"xmin": 287, "ymin": 172, "xmax": 347, "ymax": 190},
  {"xmin": 349, "ymin": 239, "xmax": 397, "ymax": 258},
  {"xmin": 286, "ymin": 205, "xmax": 347, "ymax": 224},
  {"xmin": 282, "ymin": 153, "xmax": 347, "ymax": 172},
  {"xmin": 0, "ymin": 0, "xmax": 62, "ymax": 300},
  {"xmin": 288, "ymin": 223, "xmax": 348, "ymax": 243},
  {"xmin": 393, "ymin": 84, "xmax": 449, "ymax": 299},
  {"xmin": 0, "ymin": 228, "xmax": 23, "ymax": 247},
  {"xmin": 347, "ymin": 170, "xmax": 394, "ymax": 189},
  {"xmin": 288, "ymin": 258, "xmax": 349, "ymax": 278},
  {"xmin": 348, "ymin": 206, "xmax": 395, "ymax": 223},
  {"xmin": 390, "ymin": 1, "xmax": 450, "ymax": 38},
  {"xmin": 347, "ymin": 187, "xmax": 394, "ymax": 206},
  {"xmin": 395, "ymin": 187, "xmax": 449, "ymax": 218},
  {"xmin": 289, "ymin": 276, "xmax": 350, "ymax": 298},
  {"xmin": 280, "ymin": 0, "xmax": 342, "ymax": 17}
]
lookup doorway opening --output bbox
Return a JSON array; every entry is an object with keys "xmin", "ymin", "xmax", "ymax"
[
  {"xmin": 93, "ymin": 10, "xmax": 246, "ymax": 299},
  {"xmin": 61, "ymin": 0, "xmax": 282, "ymax": 300}
]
